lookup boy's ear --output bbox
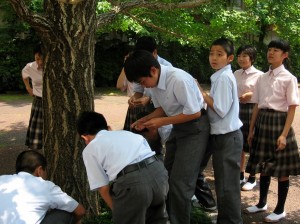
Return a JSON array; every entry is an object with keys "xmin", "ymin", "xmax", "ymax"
[
  {"xmin": 228, "ymin": 55, "xmax": 234, "ymax": 63},
  {"xmin": 150, "ymin": 66, "xmax": 159, "ymax": 77},
  {"xmin": 152, "ymin": 49, "xmax": 158, "ymax": 59}
]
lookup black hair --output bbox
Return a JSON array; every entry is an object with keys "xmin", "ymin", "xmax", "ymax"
[
  {"xmin": 135, "ymin": 36, "xmax": 157, "ymax": 53},
  {"xmin": 76, "ymin": 111, "xmax": 108, "ymax": 136},
  {"xmin": 236, "ymin": 45, "xmax": 257, "ymax": 64},
  {"xmin": 268, "ymin": 39, "xmax": 291, "ymax": 70},
  {"xmin": 124, "ymin": 50, "xmax": 160, "ymax": 83},
  {"xmin": 211, "ymin": 38, "xmax": 234, "ymax": 56},
  {"xmin": 33, "ymin": 43, "xmax": 43, "ymax": 56},
  {"xmin": 16, "ymin": 150, "xmax": 47, "ymax": 174}
]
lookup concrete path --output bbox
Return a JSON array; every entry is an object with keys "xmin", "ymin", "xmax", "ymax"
[{"xmin": 0, "ymin": 93, "xmax": 299, "ymax": 223}]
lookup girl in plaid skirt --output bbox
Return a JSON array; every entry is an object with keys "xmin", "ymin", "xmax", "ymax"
[
  {"xmin": 244, "ymin": 40, "xmax": 300, "ymax": 222},
  {"xmin": 234, "ymin": 45, "xmax": 263, "ymax": 191},
  {"xmin": 22, "ymin": 44, "xmax": 44, "ymax": 150}
]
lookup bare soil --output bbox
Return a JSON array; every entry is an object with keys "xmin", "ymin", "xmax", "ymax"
[{"xmin": 1, "ymin": 94, "xmax": 299, "ymax": 223}]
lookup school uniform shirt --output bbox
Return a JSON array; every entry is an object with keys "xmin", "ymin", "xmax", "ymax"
[
  {"xmin": 0, "ymin": 172, "xmax": 78, "ymax": 224},
  {"xmin": 158, "ymin": 124, "xmax": 172, "ymax": 145},
  {"xmin": 208, "ymin": 64, "xmax": 243, "ymax": 134},
  {"xmin": 151, "ymin": 65, "xmax": 204, "ymax": 116},
  {"xmin": 82, "ymin": 130, "xmax": 155, "ymax": 191},
  {"xmin": 234, "ymin": 66, "xmax": 263, "ymax": 103},
  {"xmin": 22, "ymin": 61, "xmax": 43, "ymax": 97},
  {"xmin": 252, "ymin": 65, "xmax": 299, "ymax": 111}
]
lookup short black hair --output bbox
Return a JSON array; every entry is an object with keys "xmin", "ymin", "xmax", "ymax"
[
  {"xmin": 16, "ymin": 150, "xmax": 47, "ymax": 174},
  {"xmin": 268, "ymin": 39, "xmax": 290, "ymax": 53},
  {"xmin": 124, "ymin": 50, "xmax": 160, "ymax": 83},
  {"xmin": 236, "ymin": 45, "xmax": 257, "ymax": 64},
  {"xmin": 211, "ymin": 38, "xmax": 234, "ymax": 56},
  {"xmin": 34, "ymin": 43, "xmax": 43, "ymax": 56},
  {"xmin": 76, "ymin": 111, "xmax": 108, "ymax": 136},
  {"xmin": 135, "ymin": 36, "xmax": 157, "ymax": 53}
]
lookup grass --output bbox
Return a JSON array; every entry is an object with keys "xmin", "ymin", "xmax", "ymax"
[{"xmin": 0, "ymin": 93, "xmax": 31, "ymax": 102}]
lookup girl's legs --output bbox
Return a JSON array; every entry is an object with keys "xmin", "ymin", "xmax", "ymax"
[
  {"xmin": 256, "ymin": 174, "xmax": 271, "ymax": 208},
  {"xmin": 274, "ymin": 176, "xmax": 289, "ymax": 214}
]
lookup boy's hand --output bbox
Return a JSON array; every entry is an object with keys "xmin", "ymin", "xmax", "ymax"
[
  {"xmin": 143, "ymin": 118, "xmax": 164, "ymax": 129},
  {"xmin": 276, "ymin": 135, "xmax": 286, "ymax": 151},
  {"xmin": 132, "ymin": 96, "xmax": 150, "ymax": 107},
  {"xmin": 131, "ymin": 117, "xmax": 147, "ymax": 130}
]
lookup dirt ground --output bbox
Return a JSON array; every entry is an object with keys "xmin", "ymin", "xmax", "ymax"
[{"xmin": 0, "ymin": 94, "xmax": 299, "ymax": 223}]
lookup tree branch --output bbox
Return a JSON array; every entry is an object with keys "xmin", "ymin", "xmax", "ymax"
[
  {"xmin": 9, "ymin": 0, "xmax": 53, "ymax": 34},
  {"xmin": 98, "ymin": 0, "xmax": 210, "ymax": 27}
]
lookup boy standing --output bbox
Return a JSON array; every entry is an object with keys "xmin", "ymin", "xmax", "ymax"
[
  {"xmin": 199, "ymin": 38, "xmax": 243, "ymax": 224},
  {"xmin": 124, "ymin": 50, "xmax": 210, "ymax": 224},
  {"xmin": 76, "ymin": 111, "xmax": 168, "ymax": 224}
]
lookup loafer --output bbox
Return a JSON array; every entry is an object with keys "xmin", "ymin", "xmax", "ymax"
[
  {"xmin": 264, "ymin": 211, "xmax": 286, "ymax": 223},
  {"xmin": 242, "ymin": 181, "xmax": 257, "ymax": 191},
  {"xmin": 244, "ymin": 205, "xmax": 268, "ymax": 214}
]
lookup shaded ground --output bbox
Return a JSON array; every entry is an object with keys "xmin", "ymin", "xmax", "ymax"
[{"xmin": 0, "ymin": 93, "xmax": 299, "ymax": 223}]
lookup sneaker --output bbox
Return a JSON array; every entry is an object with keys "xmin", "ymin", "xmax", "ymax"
[
  {"xmin": 240, "ymin": 177, "xmax": 246, "ymax": 185},
  {"xmin": 244, "ymin": 204, "xmax": 268, "ymax": 214},
  {"xmin": 242, "ymin": 181, "xmax": 257, "ymax": 191},
  {"xmin": 192, "ymin": 199, "xmax": 217, "ymax": 212},
  {"xmin": 264, "ymin": 211, "xmax": 286, "ymax": 223}
]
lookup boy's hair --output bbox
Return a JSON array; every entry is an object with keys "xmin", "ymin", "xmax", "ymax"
[
  {"xmin": 16, "ymin": 150, "xmax": 47, "ymax": 174},
  {"xmin": 135, "ymin": 36, "xmax": 157, "ymax": 53},
  {"xmin": 34, "ymin": 43, "xmax": 43, "ymax": 56},
  {"xmin": 124, "ymin": 50, "xmax": 160, "ymax": 83},
  {"xmin": 77, "ymin": 111, "xmax": 108, "ymax": 136},
  {"xmin": 236, "ymin": 45, "xmax": 257, "ymax": 64},
  {"xmin": 268, "ymin": 39, "xmax": 290, "ymax": 53},
  {"xmin": 211, "ymin": 38, "xmax": 234, "ymax": 56}
]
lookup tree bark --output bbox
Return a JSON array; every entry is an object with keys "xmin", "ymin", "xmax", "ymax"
[{"xmin": 9, "ymin": 0, "xmax": 100, "ymax": 216}]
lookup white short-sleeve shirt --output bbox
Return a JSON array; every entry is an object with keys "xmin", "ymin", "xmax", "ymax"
[
  {"xmin": 22, "ymin": 61, "xmax": 43, "ymax": 97},
  {"xmin": 82, "ymin": 130, "xmax": 155, "ymax": 191},
  {"xmin": 0, "ymin": 172, "xmax": 78, "ymax": 224}
]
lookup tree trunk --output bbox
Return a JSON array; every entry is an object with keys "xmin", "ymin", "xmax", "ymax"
[{"xmin": 42, "ymin": 0, "xmax": 100, "ymax": 215}]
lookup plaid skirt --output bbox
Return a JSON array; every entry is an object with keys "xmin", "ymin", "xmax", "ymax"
[
  {"xmin": 246, "ymin": 109, "xmax": 300, "ymax": 177},
  {"xmin": 25, "ymin": 96, "xmax": 43, "ymax": 150},
  {"xmin": 123, "ymin": 106, "xmax": 146, "ymax": 131},
  {"xmin": 239, "ymin": 103, "xmax": 255, "ymax": 152}
]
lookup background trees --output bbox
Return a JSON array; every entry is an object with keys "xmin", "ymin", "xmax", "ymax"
[{"xmin": 1, "ymin": 0, "xmax": 299, "ymax": 216}]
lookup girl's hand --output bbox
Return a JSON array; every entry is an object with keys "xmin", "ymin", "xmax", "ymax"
[
  {"xmin": 247, "ymin": 132, "xmax": 254, "ymax": 147},
  {"xmin": 276, "ymin": 135, "xmax": 286, "ymax": 151},
  {"xmin": 239, "ymin": 92, "xmax": 252, "ymax": 104}
]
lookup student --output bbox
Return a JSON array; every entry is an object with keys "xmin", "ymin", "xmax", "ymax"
[
  {"xmin": 0, "ymin": 151, "xmax": 85, "ymax": 224},
  {"xmin": 244, "ymin": 40, "xmax": 300, "ymax": 222},
  {"xmin": 198, "ymin": 38, "xmax": 243, "ymax": 224},
  {"xmin": 129, "ymin": 36, "xmax": 172, "ymax": 112},
  {"xmin": 76, "ymin": 111, "xmax": 169, "ymax": 224},
  {"xmin": 234, "ymin": 45, "xmax": 263, "ymax": 191},
  {"xmin": 22, "ymin": 44, "xmax": 44, "ymax": 150},
  {"xmin": 124, "ymin": 50, "xmax": 210, "ymax": 224}
]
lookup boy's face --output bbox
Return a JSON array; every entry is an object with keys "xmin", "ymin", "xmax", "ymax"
[
  {"xmin": 209, "ymin": 45, "xmax": 233, "ymax": 70},
  {"xmin": 137, "ymin": 66, "xmax": 159, "ymax": 88},
  {"xmin": 267, "ymin": 47, "xmax": 288, "ymax": 68},
  {"xmin": 237, "ymin": 52, "xmax": 252, "ymax": 70}
]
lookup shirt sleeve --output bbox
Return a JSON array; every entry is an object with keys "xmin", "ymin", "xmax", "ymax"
[
  {"xmin": 83, "ymin": 151, "xmax": 109, "ymax": 190},
  {"xmin": 22, "ymin": 63, "xmax": 31, "ymax": 79},
  {"xmin": 212, "ymin": 76, "xmax": 234, "ymax": 118},
  {"xmin": 48, "ymin": 181, "xmax": 79, "ymax": 212},
  {"xmin": 287, "ymin": 76, "xmax": 300, "ymax": 106}
]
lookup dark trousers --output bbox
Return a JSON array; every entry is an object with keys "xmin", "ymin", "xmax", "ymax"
[
  {"xmin": 211, "ymin": 130, "xmax": 243, "ymax": 224},
  {"xmin": 164, "ymin": 114, "xmax": 210, "ymax": 224},
  {"xmin": 41, "ymin": 209, "xmax": 74, "ymax": 224}
]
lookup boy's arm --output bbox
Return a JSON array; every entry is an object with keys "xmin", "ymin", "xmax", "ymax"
[
  {"xmin": 277, "ymin": 105, "xmax": 297, "ymax": 151},
  {"xmin": 143, "ymin": 112, "xmax": 200, "ymax": 129},
  {"xmin": 98, "ymin": 185, "xmax": 113, "ymax": 210},
  {"xmin": 131, "ymin": 107, "xmax": 166, "ymax": 130},
  {"xmin": 195, "ymin": 80, "xmax": 215, "ymax": 112},
  {"xmin": 72, "ymin": 203, "xmax": 86, "ymax": 224}
]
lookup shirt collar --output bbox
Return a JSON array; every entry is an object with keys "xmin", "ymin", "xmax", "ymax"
[
  {"xmin": 268, "ymin": 64, "xmax": 285, "ymax": 77},
  {"xmin": 157, "ymin": 64, "xmax": 168, "ymax": 90},
  {"xmin": 211, "ymin": 64, "xmax": 232, "ymax": 82}
]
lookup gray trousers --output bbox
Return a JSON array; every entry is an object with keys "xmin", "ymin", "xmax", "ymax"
[
  {"xmin": 41, "ymin": 209, "xmax": 74, "ymax": 224},
  {"xmin": 211, "ymin": 130, "xmax": 243, "ymax": 224},
  {"xmin": 111, "ymin": 159, "xmax": 169, "ymax": 224},
  {"xmin": 164, "ymin": 114, "xmax": 210, "ymax": 224}
]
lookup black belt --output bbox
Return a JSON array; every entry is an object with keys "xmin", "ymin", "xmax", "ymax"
[
  {"xmin": 34, "ymin": 96, "xmax": 42, "ymax": 100},
  {"xmin": 117, "ymin": 155, "xmax": 157, "ymax": 178},
  {"xmin": 201, "ymin": 108, "xmax": 206, "ymax": 115}
]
